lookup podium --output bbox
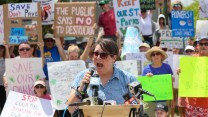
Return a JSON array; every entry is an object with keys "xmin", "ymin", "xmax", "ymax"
[{"xmin": 78, "ymin": 104, "xmax": 140, "ymax": 117}]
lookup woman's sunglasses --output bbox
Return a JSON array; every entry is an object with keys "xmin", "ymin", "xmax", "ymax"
[
  {"xmin": 35, "ymin": 85, "xmax": 45, "ymax": 89},
  {"xmin": 93, "ymin": 52, "xmax": 112, "ymax": 59},
  {"xmin": 19, "ymin": 48, "xmax": 31, "ymax": 51},
  {"xmin": 151, "ymin": 52, "xmax": 161, "ymax": 57}
]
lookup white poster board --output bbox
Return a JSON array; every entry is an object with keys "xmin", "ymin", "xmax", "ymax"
[
  {"xmin": 199, "ymin": 0, "xmax": 208, "ymax": 18},
  {"xmin": 32, "ymin": 0, "xmax": 54, "ymax": 25},
  {"xmin": 196, "ymin": 20, "xmax": 208, "ymax": 38},
  {"xmin": 47, "ymin": 60, "xmax": 86, "ymax": 110},
  {"xmin": 115, "ymin": 60, "xmax": 139, "ymax": 77},
  {"xmin": 5, "ymin": 58, "xmax": 43, "ymax": 95},
  {"xmin": 0, "ymin": 6, "xmax": 4, "ymax": 44},
  {"xmin": 8, "ymin": 3, "xmax": 38, "ymax": 18},
  {"xmin": 113, "ymin": 0, "xmax": 141, "ymax": 36},
  {"xmin": 1, "ymin": 91, "xmax": 55, "ymax": 117}
]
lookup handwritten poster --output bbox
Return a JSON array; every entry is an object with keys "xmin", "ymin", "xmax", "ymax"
[
  {"xmin": 8, "ymin": 3, "xmax": 38, "ymax": 18},
  {"xmin": 140, "ymin": 0, "xmax": 156, "ymax": 10},
  {"xmin": 179, "ymin": 56, "xmax": 208, "ymax": 97},
  {"xmin": 195, "ymin": 20, "xmax": 208, "ymax": 39},
  {"xmin": 113, "ymin": 0, "xmax": 141, "ymax": 36},
  {"xmin": 54, "ymin": 2, "xmax": 96, "ymax": 37},
  {"xmin": 199, "ymin": 0, "xmax": 208, "ymax": 18},
  {"xmin": 1, "ymin": 91, "xmax": 55, "ymax": 117},
  {"xmin": 5, "ymin": 58, "xmax": 44, "ymax": 95},
  {"xmin": 138, "ymin": 74, "xmax": 173, "ymax": 101},
  {"xmin": 115, "ymin": 60, "xmax": 139, "ymax": 77},
  {"xmin": 171, "ymin": 11, "xmax": 194, "ymax": 37},
  {"xmin": 121, "ymin": 27, "xmax": 142, "ymax": 58},
  {"xmin": 0, "ymin": 6, "xmax": 4, "ymax": 44},
  {"xmin": 47, "ymin": 60, "xmax": 86, "ymax": 110},
  {"xmin": 33, "ymin": 0, "xmax": 54, "ymax": 25}
]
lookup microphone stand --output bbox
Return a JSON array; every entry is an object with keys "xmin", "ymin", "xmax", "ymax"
[{"xmin": 136, "ymin": 93, "xmax": 149, "ymax": 117}]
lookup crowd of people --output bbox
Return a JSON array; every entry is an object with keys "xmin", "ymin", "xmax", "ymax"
[{"xmin": 0, "ymin": 0, "xmax": 208, "ymax": 117}]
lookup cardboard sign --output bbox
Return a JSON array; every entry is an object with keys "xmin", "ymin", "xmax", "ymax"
[
  {"xmin": 115, "ymin": 60, "xmax": 139, "ymax": 77},
  {"xmin": 113, "ymin": 0, "xmax": 141, "ymax": 36},
  {"xmin": 47, "ymin": 60, "xmax": 86, "ymax": 110},
  {"xmin": 195, "ymin": 20, "xmax": 208, "ymax": 39},
  {"xmin": 33, "ymin": 0, "xmax": 55, "ymax": 25},
  {"xmin": 138, "ymin": 74, "xmax": 173, "ymax": 101},
  {"xmin": 171, "ymin": 11, "xmax": 194, "ymax": 37},
  {"xmin": 199, "ymin": 0, "xmax": 208, "ymax": 18},
  {"xmin": 0, "ymin": 6, "xmax": 4, "ymax": 44},
  {"xmin": 1, "ymin": 91, "xmax": 55, "ymax": 117},
  {"xmin": 54, "ymin": 2, "xmax": 96, "ymax": 37},
  {"xmin": 140, "ymin": 0, "xmax": 156, "ymax": 10},
  {"xmin": 179, "ymin": 56, "xmax": 208, "ymax": 97},
  {"xmin": 5, "ymin": 58, "xmax": 44, "ymax": 95},
  {"xmin": 4, "ymin": 3, "xmax": 42, "ymax": 44},
  {"xmin": 121, "ymin": 27, "xmax": 142, "ymax": 58}
]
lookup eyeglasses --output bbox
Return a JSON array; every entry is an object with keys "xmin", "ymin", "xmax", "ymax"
[
  {"xmin": 185, "ymin": 50, "xmax": 194, "ymax": 53},
  {"xmin": 35, "ymin": 85, "xmax": 44, "ymax": 89},
  {"xmin": 93, "ymin": 51, "xmax": 112, "ymax": 59},
  {"xmin": 199, "ymin": 43, "xmax": 208, "ymax": 46},
  {"xmin": 44, "ymin": 39, "xmax": 54, "ymax": 42},
  {"xmin": 173, "ymin": 4, "xmax": 181, "ymax": 7},
  {"xmin": 151, "ymin": 52, "xmax": 161, "ymax": 57},
  {"xmin": 19, "ymin": 48, "xmax": 31, "ymax": 51}
]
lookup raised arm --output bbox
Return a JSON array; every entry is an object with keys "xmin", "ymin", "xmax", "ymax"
[{"xmin": 55, "ymin": 38, "xmax": 67, "ymax": 61}]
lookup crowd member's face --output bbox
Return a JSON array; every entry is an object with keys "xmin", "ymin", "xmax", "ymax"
[
  {"xmin": 198, "ymin": 39, "xmax": 208, "ymax": 56},
  {"xmin": 68, "ymin": 52, "xmax": 79, "ymax": 60},
  {"xmin": 92, "ymin": 44, "xmax": 116, "ymax": 75},
  {"xmin": 173, "ymin": 4, "xmax": 182, "ymax": 10},
  {"xmin": 44, "ymin": 38, "xmax": 54, "ymax": 49},
  {"xmin": 18, "ymin": 43, "xmax": 31, "ymax": 58},
  {"xmin": 101, "ymin": 4, "xmax": 110, "ymax": 12},
  {"xmin": 34, "ymin": 84, "xmax": 46, "ymax": 97},
  {"xmin": 155, "ymin": 110, "xmax": 168, "ymax": 117},
  {"xmin": 0, "ymin": 46, "xmax": 5, "ymax": 56},
  {"xmin": 172, "ymin": 48, "xmax": 180, "ymax": 54},
  {"xmin": 139, "ymin": 46, "xmax": 149, "ymax": 52},
  {"xmin": 185, "ymin": 49, "xmax": 194, "ymax": 56},
  {"xmin": 141, "ymin": 12, "xmax": 147, "ymax": 18},
  {"xmin": 151, "ymin": 51, "xmax": 163, "ymax": 63}
]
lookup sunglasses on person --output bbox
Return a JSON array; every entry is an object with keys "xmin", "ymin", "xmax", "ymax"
[
  {"xmin": 19, "ymin": 48, "xmax": 31, "ymax": 51},
  {"xmin": 44, "ymin": 39, "xmax": 54, "ymax": 42},
  {"xmin": 93, "ymin": 51, "xmax": 112, "ymax": 59},
  {"xmin": 151, "ymin": 52, "xmax": 161, "ymax": 57},
  {"xmin": 199, "ymin": 43, "xmax": 208, "ymax": 46},
  {"xmin": 35, "ymin": 85, "xmax": 45, "ymax": 89},
  {"xmin": 185, "ymin": 50, "xmax": 194, "ymax": 53},
  {"xmin": 173, "ymin": 4, "xmax": 181, "ymax": 7}
]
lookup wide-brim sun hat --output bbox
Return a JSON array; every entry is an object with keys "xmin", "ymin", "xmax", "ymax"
[{"xmin": 145, "ymin": 46, "xmax": 168, "ymax": 61}]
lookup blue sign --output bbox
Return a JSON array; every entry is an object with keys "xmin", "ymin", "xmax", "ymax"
[
  {"xmin": 9, "ymin": 36, "xmax": 28, "ymax": 44},
  {"xmin": 10, "ymin": 27, "xmax": 25, "ymax": 36},
  {"xmin": 171, "ymin": 10, "xmax": 194, "ymax": 37}
]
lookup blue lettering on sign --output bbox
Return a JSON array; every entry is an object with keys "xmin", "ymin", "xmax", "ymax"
[
  {"xmin": 10, "ymin": 28, "xmax": 25, "ymax": 36},
  {"xmin": 9, "ymin": 36, "xmax": 28, "ymax": 44},
  {"xmin": 9, "ymin": 3, "xmax": 31, "ymax": 11}
]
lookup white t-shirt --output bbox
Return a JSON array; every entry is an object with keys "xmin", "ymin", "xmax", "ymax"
[{"xmin": 141, "ymin": 13, "xmax": 153, "ymax": 36}]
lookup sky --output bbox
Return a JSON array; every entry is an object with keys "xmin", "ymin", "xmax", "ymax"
[{"xmin": 171, "ymin": 0, "xmax": 194, "ymax": 6}]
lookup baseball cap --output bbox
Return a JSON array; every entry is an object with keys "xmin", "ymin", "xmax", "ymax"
[
  {"xmin": 139, "ymin": 43, "xmax": 150, "ymax": 48},
  {"xmin": 196, "ymin": 36, "xmax": 208, "ymax": 42},
  {"xmin": 44, "ymin": 33, "xmax": 55, "ymax": 40},
  {"xmin": 34, "ymin": 80, "xmax": 46, "ymax": 87},
  {"xmin": 185, "ymin": 45, "xmax": 195, "ymax": 51},
  {"xmin": 155, "ymin": 103, "xmax": 168, "ymax": 112},
  {"xmin": 99, "ymin": 0, "xmax": 109, "ymax": 6}
]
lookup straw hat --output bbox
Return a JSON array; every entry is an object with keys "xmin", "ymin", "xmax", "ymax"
[{"xmin": 145, "ymin": 46, "xmax": 167, "ymax": 61}]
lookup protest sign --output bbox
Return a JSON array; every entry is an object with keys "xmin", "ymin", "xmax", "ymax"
[
  {"xmin": 3, "ymin": 3, "xmax": 42, "ymax": 44},
  {"xmin": 199, "ymin": 0, "xmax": 208, "ymax": 18},
  {"xmin": 54, "ymin": 2, "xmax": 96, "ymax": 37},
  {"xmin": 33, "ymin": 0, "xmax": 54, "ymax": 25},
  {"xmin": 115, "ymin": 60, "xmax": 139, "ymax": 77},
  {"xmin": 195, "ymin": 20, "xmax": 208, "ymax": 39},
  {"xmin": 0, "ymin": 6, "xmax": 4, "ymax": 45},
  {"xmin": 1, "ymin": 91, "xmax": 55, "ymax": 117},
  {"xmin": 47, "ymin": 60, "xmax": 86, "ymax": 110},
  {"xmin": 172, "ymin": 54, "xmax": 182, "ymax": 88},
  {"xmin": 5, "ymin": 58, "xmax": 43, "ymax": 95},
  {"xmin": 171, "ymin": 10, "xmax": 194, "ymax": 37},
  {"xmin": 113, "ymin": 0, "xmax": 141, "ymax": 36},
  {"xmin": 179, "ymin": 56, "xmax": 208, "ymax": 97},
  {"xmin": 121, "ymin": 27, "xmax": 142, "ymax": 58},
  {"xmin": 138, "ymin": 74, "xmax": 173, "ymax": 101},
  {"xmin": 140, "ymin": 0, "xmax": 156, "ymax": 10}
]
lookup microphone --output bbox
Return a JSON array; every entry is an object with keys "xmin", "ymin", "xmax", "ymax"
[
  {"xmin": 138, "ymin": 88, "xmax": 154, "ymax": 97},
  {"xmin": 80, "ymin": 67, "xmax": 95, "ymax": 95},
  {"xmin": 123, "ymin": 93, "xmax": 138, "ymax": 104},
  {"xmin": 68, "ymin": 100, "xmax": 91, "ymax": 106},
  {"xmin": 90, "ymin": 74, "xmax": 100, "ymax": 105},
  {"xmin": 128, "ymin": 82, "xmax": 154, "ymax": 97}
]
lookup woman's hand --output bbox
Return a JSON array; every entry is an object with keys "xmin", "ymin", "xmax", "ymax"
[
  {"xmin": 146, "ymin": 72, "xmax": 153, "ymax": 77},
  {"xmin": 176, "ymin": 68, "xmax": 181, "ymax": 75},
  {"xmin": 79, "ymin": 72, "xmax": 92, "ymax": 92}
]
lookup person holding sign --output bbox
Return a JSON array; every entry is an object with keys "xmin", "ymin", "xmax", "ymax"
[
  {"xmin": 98, "ymin": 0, "xmax": 117, "ymax": 42},
  {"xmin": 142, "ymin": 46, "xmax": 174, "ymax": 117},
  {"xmin": 67, "ymin": 39, "xmax": 138, "ymax": 114}
]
